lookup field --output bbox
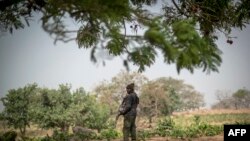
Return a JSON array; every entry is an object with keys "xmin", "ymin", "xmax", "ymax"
[
  {"xmin": 117, "ymin": 109, "xmax": 250, "ymax": 141},
  {"xmin": 1, "ymin": 109, "xmax": 250, "ymax": 141}
]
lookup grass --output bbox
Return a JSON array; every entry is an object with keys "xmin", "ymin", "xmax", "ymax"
[
  {"xmin": 172, "ymin": 113, "xmax": 250, "ymax": 127},
  {"xmin": 1, "ymin": 109, "xmax": 250, "ymax": 140}
]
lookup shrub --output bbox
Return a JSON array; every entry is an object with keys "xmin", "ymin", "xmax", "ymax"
[
  {"xmin": 51, "ymin": 130, "xmax": 70, "ymax": 141},
  {"xmin": 185, "ymin": 116, "xmax": 223, "ymax": 137},
  {"xmin": 100, "ymin": 128, "xmax": 120, "ymax": 141},
  {"xmin": 40, "ymin": 136, "xmax": 54, "ymax": 141},
  {"xmin": 154, "ymin": 115, "xmax": 223, "ymax": 138},
  {"xmin": 0, "ymin": 131, "xmax": 17, "ymax": 141},
  {"xmin": 72, "ymin": 126, "xmax": 97, "ymax": 140},
  {"xmin": 155, "ymin": 116, "xmax": 174, "ymax": 136},
  {"xmin": 204, "ymin": 125, "xmax": 222, "ymax": 136},
  {"xmin": 137, "ymin": 129, "xmax": 154, "ymax": 141},
  {"xmin": 170, "ymin": 128, "xmax": 186, "ymax": 138},
  {"xmin": 234, "ymin": 121, "xmax": 250, "ymax": 125}
]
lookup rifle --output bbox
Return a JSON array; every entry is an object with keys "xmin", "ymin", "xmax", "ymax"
[
  {"xmin": 115, "ymin": 102, "xmax": 124, "ymax": 127},
  {"xmin": 115, "ymin": 113, "xmax": 121, "ymax": 125}
]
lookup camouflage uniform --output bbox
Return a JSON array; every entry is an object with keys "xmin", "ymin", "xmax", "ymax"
[{"xmin": 119, "ymin": 83, "xmax": 139, "ymax": 141}]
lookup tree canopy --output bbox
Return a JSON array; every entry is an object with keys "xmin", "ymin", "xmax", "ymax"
[
  {"xmin": 212, "ymin": 88, "xmax": 250, "ymax": 109},
  {"xmin": 0, "ymin": 0, "xmax": 249, "ymax": 73},
  {"xmin": 0, "ymin": 83, "xmax": 37, "ymax": 136},
  {"xmin": 1, "ymin": 83, "xmax": 110, "ymax": 134},
  {"xmin": 93, "ymin": 71, "xmax": 205, "ymax": 120},
  {"xmin": 0, "ymin": 72, "xmax": 206, "ymax": 137}
]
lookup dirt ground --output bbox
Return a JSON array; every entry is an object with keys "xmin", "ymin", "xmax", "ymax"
[
  {"xmin": 147, "ymin": 135, "xmax": 223, "ymax": 141},
  {"xmin": 111, "ymin": 134, "xmax": 223, "ymax": 141}
]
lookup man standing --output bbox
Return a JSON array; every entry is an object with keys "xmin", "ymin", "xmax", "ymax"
[{"xmin": 118, "ymin": 83, "xmax": 139, "ymax": 141}]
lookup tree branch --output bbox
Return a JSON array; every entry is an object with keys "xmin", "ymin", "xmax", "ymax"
[
  {"xmin": 0, "ymin": 0, "xmax": 23, "ymax": 11},
  {"xmin": 171, "ymin": 0, "xmax": 189, "ymax": 17},
  {"xmin": 0, "ymin": 0, "xmax": 46, "ymax": 11},
  {"xmin": 123, "ymin": 19, "xmax": 127, "ymax": 37}
]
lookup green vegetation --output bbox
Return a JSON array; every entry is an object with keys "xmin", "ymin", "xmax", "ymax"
[
  {"xmin": 0, "ymin": 131, "xmax": 17, "ymax": 141},
  {"xmin": 0, "ymin": 84, "xmax": 37, "ymax": 136},
  {"xmin": 145, "ymin": 114, "xmax": 249, "ymax": 140},
  {"xmin": 1, "ymin": 112, "xmax": 249, "ymax": 140},
  {"xmin": 100, "ymin": 128, "xmax": 121, "ymax": 141},
  {"xmin": 0, "ymin": 71, "xmax": 249, "ymax": 140},
  {"xmin": 1, "ymin": 0, "xmax": 249, "ymax": 73},
  {"xmin": 1, "ymin": 1, "xmax": 250, "ymax": 140}
]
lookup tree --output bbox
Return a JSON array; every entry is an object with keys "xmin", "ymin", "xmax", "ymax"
[
  {"xmin": 1, "ymin": 0, "xmax": 249, "ymax": 73},
  {"xmin": 0, "ymin": 83, "xmax": 37, "ymax": 136},
  {"xmin": 30, "ymin": 85, "xmax": 110, "ymax": 133},
  {"xmin": 212, "ymin": 90, "xmax": 233, "ymax": 109},
  {"xmin": 165, "ymin": 88, "xmax": 181, "ymax": 114},
  {"xmin": 94, "ymin": 81, "xmax": 119, "ymax": 115},
  {"xmin": 71, "ymin": 88, "xmax": 110, "ymax": 133},
  {"xmin": 154, "ymin": 77, "xmax": 205, "ymax": 110},
  {"xmin": 94, "ymin": 70, "xmax": 148, "ymax": 115},
  {"xmin": 212, "ymin": 89, "xmax": 250, "ymax": 109},
  {"xmin": 30, "ymin": 84, "xmax": 73, "ymax": 132},
  {"xmin": 140, "ymin": 80, "xmax": 168, "ymax": 125},
  {"xmin": 232, "ymin": 88, "xmax": 250, "ymax": 109},
  {"xmin": 139, "ymin": 77, "xmax": 204, "ymax": 123}
]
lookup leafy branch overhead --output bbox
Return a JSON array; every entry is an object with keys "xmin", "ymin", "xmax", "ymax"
[{"xmin": 0, "ymin": 0, "xmax": 249, "ymax": 73}]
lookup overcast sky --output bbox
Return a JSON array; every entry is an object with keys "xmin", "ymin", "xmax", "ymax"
[{"xmin": 0, "ymin": 9, "xmax": 250, "ymax": 110}]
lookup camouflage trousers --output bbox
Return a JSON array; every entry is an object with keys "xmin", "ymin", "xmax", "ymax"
[{"xmin": 123, "ymin": 115, "xmax": 137, "ymax": 141}]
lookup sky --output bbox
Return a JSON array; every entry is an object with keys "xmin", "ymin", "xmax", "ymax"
[{"xmin": 0, "ymin": 6, "xmax": 250, "ymax": 110}]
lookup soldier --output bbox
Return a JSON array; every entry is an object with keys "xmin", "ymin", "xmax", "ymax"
[{"xmin": 117, "ymin": 83, "xmax": 139, "ymax": 141}]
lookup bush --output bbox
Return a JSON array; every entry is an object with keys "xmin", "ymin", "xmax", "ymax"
[
  {"xmin": 72, "ymin": 126, "xmax": 97, "ymax": 140},
  {"xmin": 202, "ymin": 124, "xmax": 223, "ymax": 136},
  {"xmin": 234, "ymin": 121, "xmax": 250, "ymax": 125},
  {"xmin": 137, "ymin": 129, "xmax": 154, "ymax": 141},
  {"xmin": 40, "ymin": 136, "xmax": 54, "ymax": 141},
  {"xmin": 100, "ymin": 128, "xmax": 120, "ymax": 141},
  {"xmin": 39, "ymin": 130, "xmax": 71, "ymax": 141},
  {"xmin": 154, "ymin": 115, "xmax": 223, "ymax": 138},
  {"xmin": 185, "ymin": 116, "xmax": 223, "ymax": 137},
  {"xmin": 155, "ymin": 116, "xmax": 174, "ymax": 137},
  {"xmin": 170, "ymin": 128, "xmax": 186, "ymax": 138},
  {"xmin": 0, "ymin": 131, "xmax": 17, "ymax": 141}
]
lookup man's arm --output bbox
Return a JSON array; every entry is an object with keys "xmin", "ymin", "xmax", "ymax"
[{"xmin": 119, "ymin": 95, "xmax": 132, "ymax": 115}]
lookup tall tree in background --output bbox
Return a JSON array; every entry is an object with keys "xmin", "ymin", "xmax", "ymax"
[
  {"xmin": 140, "ymin": 77, "xmax": 204, "ymax": 123},
  {"xmin": 94, "ymin": 81, "xmax": 118, "ymax": 115},
  {"xmin": 0, "ymin": 83, "xmax": 37, "ymax": 136},
  {"xmin": 140, "ymin": 80, "xmax": 168, "ymax": 125},
  {"xmin": 232, "ymin": 88, "xmax": 250, "ymax": 109},
  {"xmin": 212, "ymin": 88, "xmax": 250, "ymax": 109},
  {"xmin": 1, "ymin": 0, "xmax": 249, "ymax": 73},
  {"xmin": 154, "ymin": 77, "xmax": 205, "ymax": 110},
  {"xmin": 94, "ymin": 70, "xmax": 148, "ymax": 115}
]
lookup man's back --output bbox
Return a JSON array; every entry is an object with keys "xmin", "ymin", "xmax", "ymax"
[{"xmin": 122, "ymin": 92, "xmax": 139, "ymax": 116}]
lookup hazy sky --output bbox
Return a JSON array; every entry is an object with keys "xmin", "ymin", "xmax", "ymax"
[{"xmin": 0, "ymin": 9, "xmax": 250, "ymax": 110}]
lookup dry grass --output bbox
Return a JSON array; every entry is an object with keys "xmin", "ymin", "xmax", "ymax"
[
  {"xmin": 1, "ymin": 108, "xmax": 249, "ymax": 141},
  {"xmin": 111, "ymin": 134, "xmax": 224, "ymax": 141},
  {"xmin": 115, "ymin": 108, "xmax": 250, "ymax": 130},
  {"xmin": 171, "ymin": 108, "xmax": 250, "ymax": 127},
  {"xmin": 0, "ymin": 124, "xmax": 53, "ymax": 138},
  {"xmin": 172, "ymin": 108, "xmax": 250, "ymax": 116}
]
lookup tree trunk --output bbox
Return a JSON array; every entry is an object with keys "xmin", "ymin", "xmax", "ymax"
[
  {"xmin": 19, "ymin": 127, "xmax": 26, "ymax": 137},
  {"xmin": 149, "ymin": 116, "xmax": 152, "ymax": 128}
]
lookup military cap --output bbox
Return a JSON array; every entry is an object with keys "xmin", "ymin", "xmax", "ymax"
[{"xmin": 126, "ymin": 83, "xmax": 134, "ymax": 89}]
